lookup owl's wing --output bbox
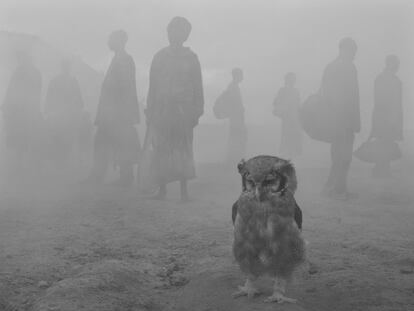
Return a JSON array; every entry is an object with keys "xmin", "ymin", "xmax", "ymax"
[
  {"xmin": 232, "ymin": 200, "xmax": 239, "ymax": 225},
  {"xmin": 294, "ymin": 198, "xmax": 303, "ymax": 231}
]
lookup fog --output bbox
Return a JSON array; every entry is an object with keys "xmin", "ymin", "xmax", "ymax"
[
  {"xmin": 0, "ymin": 1, "xmax": 413, "ymax": 311},
  {"xmin": 1, "ymin": 0, "xmax": 413, "ymax": 126}
]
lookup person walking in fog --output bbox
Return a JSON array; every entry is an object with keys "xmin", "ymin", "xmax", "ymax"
[
  {"xmin": 213, "ymin": 68, "xmax": 247, "ymax": 165},
  {"xmin": 2, "ymin": 50, "xmax": 43, "ymax": 168},
  {"xmin": 320, "ymin": 38, "xmax": 360, "ymax": 200},
  {"xmin": 369, "ymin": 55, "xmax": 403, "ymax": 178},
  {"xmin": 272, "ymin": 72, "xmax": 302, "ymax": 158},
  {"xmin": 86, "ymin": 30, "xmax": 140, "ymax": 186},
  {"xmin": 146, "ymin": 16, "xmax": 204, "ymax": 202},
  {"xmin": 45, "ymin": 59, "xmax": 84, "ymax": 167}
]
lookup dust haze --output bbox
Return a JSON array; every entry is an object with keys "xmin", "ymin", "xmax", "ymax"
[{"xmin": 0, "ymin": 1, "xmax": 412, "ymax": 311}]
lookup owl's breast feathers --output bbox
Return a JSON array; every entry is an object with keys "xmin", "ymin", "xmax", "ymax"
[{"xmin": 233, "ymin": 192, "xmax": 305, "ymax": 278}]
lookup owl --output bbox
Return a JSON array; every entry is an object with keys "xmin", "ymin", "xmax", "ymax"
[{"xmin": 232, "ymin": 155, "xmax": 305, "ymax": 303}]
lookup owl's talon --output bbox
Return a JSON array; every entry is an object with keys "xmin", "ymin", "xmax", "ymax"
[
  {"xmin": 264, "ymin": 292, "xmax": 297, "ymax": 304},
  {"xmin": 232, "ymin": 285, "xmax": 259, "ymax": 299}
]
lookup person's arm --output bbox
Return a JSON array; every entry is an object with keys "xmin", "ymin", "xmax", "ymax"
[
  {"xmin": 369, "ymin": 76, "xmax": 380, "ymax": 140},
  {"xmin": 191, "ymin": 55, "xmax": 204, "ymax": 127},
  {"xmin": 145, "ymin": 55, "xmax": 158, "ymax": 126}
]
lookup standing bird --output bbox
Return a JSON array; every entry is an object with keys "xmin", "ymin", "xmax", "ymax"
[{"xmin": 232, "ymin": 155, "xmax": 305, "ymax": 303}]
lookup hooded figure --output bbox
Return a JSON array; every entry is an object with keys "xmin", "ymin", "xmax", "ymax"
[
  {"xmin": 88, "ymin": 30, "xmax": 140, "ymax": 186},
  {"xmin": 2, "ymin": 50, "xmax": 42, "ymax": 154},
  {"xmin": 146, "ymin": 16, "xmax": 204, "ymax": 201}
]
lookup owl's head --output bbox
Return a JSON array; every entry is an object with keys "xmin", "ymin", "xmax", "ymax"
[{"xmin": 237, "ymin": 155, "xmax": 297, "ymax": 202}]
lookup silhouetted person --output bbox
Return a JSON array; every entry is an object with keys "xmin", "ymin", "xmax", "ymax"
[
  {"xmin": 146, "ymin": 16, "xmax": 204, "ymax": 202},
  {"xmin": 321, "ymin": 38, "xmax": 360, "ymax": 200},
  {"xmin": 272, "ymin": 72, "xmax": 302, "ymax": 158},
  {"xmin": 214, "ymin": 68, "xmax": 247, "ymax": 165},
  {"xmin": 2, "ymin": 50, "xmax": 42, "ymax": 165},
  {"xmin": 369, "ymin": 55, "xmax": 403, "ymax": 177},
  {"xmin": 45, "ymin": 59, "xmax": 84, "ymax": 166},
  {"xmin": 87, "ymin": 30, "xmax": 140, "ymax": 186}
]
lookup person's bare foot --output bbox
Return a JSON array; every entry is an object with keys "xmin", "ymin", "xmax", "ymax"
[
  {"xmin": 179, "ymin": 195, "xmax": 194, "ymax": 204},
  {"xmin": 145, "ymin": 192, "xmax": 167, "ymax": 201}
]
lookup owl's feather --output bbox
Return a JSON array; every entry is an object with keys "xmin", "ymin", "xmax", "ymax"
[
  {"xmin": 232, "ymin": 198, "xmax": 302, "ymax": 230},
  {"xmin": 233, "ymin": 155, "xmax": 305, "ymax": 279}
]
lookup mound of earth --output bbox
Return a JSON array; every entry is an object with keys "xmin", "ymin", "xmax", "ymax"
[
  {"xmin": 169, "ymin": 270, "xmax": 308, "ymax": 311},
  {"xmin": 32, "ymin": 259, "xmax": 161, "ymax": 311}
]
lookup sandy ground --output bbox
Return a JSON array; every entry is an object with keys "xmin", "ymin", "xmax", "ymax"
[{"xmin": 0, "ymin": 128, "xmax": 413, "ymax": 311}]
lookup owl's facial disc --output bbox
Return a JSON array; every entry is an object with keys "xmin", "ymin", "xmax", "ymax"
[{"xmin": 245, "ymin": 175, "xmax": 256, "ymax": 192}]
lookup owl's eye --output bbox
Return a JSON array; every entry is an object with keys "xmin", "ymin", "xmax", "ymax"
[
  {"xmin": 268, "ymin": 179, "xmax": 281, "ymax": 193},
  {"xmin": 245, "ymin": 177, "xmax": 255, "ymax": 191}
]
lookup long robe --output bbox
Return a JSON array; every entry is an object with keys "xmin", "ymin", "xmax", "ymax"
[
  {"xmin": 94, "ymin": 51, "xmax": 140, "ymax": 166},
  {"xmin": 371, "ymin": 71, "xmax": 403, "ymax": 141},
  {"xmin": 273, "ymin": 86, "xmax": 302, "ymax": 158},
  {"xmin": 2, "ymin": 63, "xmax": 42, "ymax": 152},
  {"xmin": 146, "ymin": 46, "xmax": 204, "ymax": 184}
]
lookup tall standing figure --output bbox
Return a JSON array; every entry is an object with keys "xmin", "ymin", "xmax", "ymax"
[
  {"xmin": 272, "ymin": 72, "xmax": 302, "ymax": 159},
  {"xmin": 370, "ymin": 55, "xmax": 403, "ymax": 177},
  {"xmin": 2, "ymin": 50, "xmax": 42, "ymax": 167},
  {"xmin": 45, "ymin": 59, "xmax": 84, "ymax": 167},
  {"xmin": 88, "ymin": 30, "xmax": 140, "ymax": 186},
  {"xmin": 146, "ymin": 16, "xmax": 204, "ymax": 202},
  {"xmin": 321, "ymin": 38, "xmax": 360, "ymax": 200},
  {"xmin": 214, "ymin": 68, "xmax": 247, "ymax": 165}
]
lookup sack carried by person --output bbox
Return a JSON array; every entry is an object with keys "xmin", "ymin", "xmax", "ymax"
[
  {"xmin": 353, "ymin": 139, "xmax": 402, "ymax": 163},
  {"xmin": 299, "ymin": 93, "xmax": 337, "ymax": 143}
]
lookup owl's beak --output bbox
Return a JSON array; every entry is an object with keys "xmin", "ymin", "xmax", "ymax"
[{"xmin": 255, "ymin": 186, "xmax": 265, "ymax": 202}]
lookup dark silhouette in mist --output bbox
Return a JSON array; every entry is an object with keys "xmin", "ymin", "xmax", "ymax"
[
  {"xmin": 320, "ymin": 37, "xmax": 360, "ymax": 200},
  {"xmin": 87, "ymin": 30, "xmax": 140, "ymax": 186},
  {"xmin": 213, "ymin": 68, "xmax": 247, "ymax": 165},
  {"xmin": 45, "ymin": 59, "xmax": 84, "ymax": 167},
  {"xmin": 369, "ymin": 55, "xmax": 403, "ymax": 178},
  {"xmin": 146, "ymin": 16, "xmax": 204, "ymax": 201},
  {"xmin": 272, "ymin": 72, "xmax": 302, "ymax": 158},
  {"xmin": 2, "ymin": 50, "xmax": 42, "ymax": 165}
]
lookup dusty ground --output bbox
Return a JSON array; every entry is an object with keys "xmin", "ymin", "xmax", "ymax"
[{"xmin": 0, "ymin": 129, "xmax": 413, "ymax": 311}]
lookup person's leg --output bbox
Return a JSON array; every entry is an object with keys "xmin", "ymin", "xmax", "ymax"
[
  {"xmin": 334, "ymin": 132, "xmax": 355, "ymax": 196},
  {"xmin": 322, "ymin": 140, "xmax": 339, "ymax": 195},
  {"xmin": 88, "ymin": 128, "xmax": 109, "ymax": 183},
  {"xmin": 180, "ymin": 179, "xmax": 189, "ymax": 202},
  {"xmin": 119, "ymin": 163, "xmax": 134, "ymax": 186}
]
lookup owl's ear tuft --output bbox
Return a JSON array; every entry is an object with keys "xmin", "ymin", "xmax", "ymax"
[
  {"xmin": 237, "ymin": 159, "xmax": 246, "ymax": 175},
  {"xmin": 274, "ymin": 161, "xmax": 297, "ymax": 193}
]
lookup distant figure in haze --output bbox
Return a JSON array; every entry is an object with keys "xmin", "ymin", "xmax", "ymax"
[
  {"xmin": 87, "ymin": 30, "xmax": 140, "ymax": 186},
  {"xmin": 146, "ymin": 16, "xmax": 204, "ymax": 202},
  {"xmin": 214, "ymin": 68, "xmax": 247, "ymax": 165},
  {"xmin": 369, "ymin": 55, "xmax": 403, "ymax": 178},
  {"xmin": 321, "ymin": 38, "xmax": 360, "ymax": 200},
  {"xmin": 2, "ymin": 50, "xmax": 42, "ymax": 163},
  {"xmin": 45, "ymin": 59, "xmax": 84, "ymax": 167},
  {"xmin": 272, "ymin": 72, "xmax": 302, "ymax": 158}
]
